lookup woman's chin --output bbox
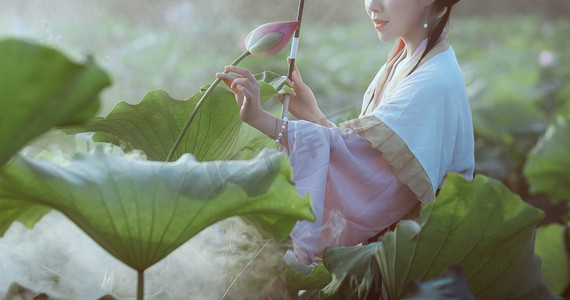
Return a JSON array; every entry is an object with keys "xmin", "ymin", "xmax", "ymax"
[{"xmin": 376, "ymin": 32, "xmax": 398, "ymax": 43}]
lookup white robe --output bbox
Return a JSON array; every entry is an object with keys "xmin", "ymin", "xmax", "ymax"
[{"xmin": 287, "ymin": 45, "xmax": 475, "ymax": 263}]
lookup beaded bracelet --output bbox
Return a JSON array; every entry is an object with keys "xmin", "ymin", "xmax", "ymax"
[{"xmin": 274, "ymin": 117, "xmax": 288, "ymax": 149}]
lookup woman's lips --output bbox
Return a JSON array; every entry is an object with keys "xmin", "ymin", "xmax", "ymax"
[{"xmin": 373, "ymin": 19, "xmax": 388, "ymax": 30}]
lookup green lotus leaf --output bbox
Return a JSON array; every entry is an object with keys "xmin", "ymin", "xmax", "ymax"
[
  {"xmin": 472, "ymin": 100, "xmax": 546, "ymax": 182},
  {"xmin": 320, "ymin": 242, "xmax": 382, "ymax": 299},
  {"xmin": 535, "ymin": 223, "xmax": 570, "ymax": 295},
  {"xmin": 284, "ymin": 263, "xmax": 332, "ymax": 292},
  {"xmin": 472, "ymin": 100, "xmax": 546, "ymax": 140},
  {"xmin": 65, "ymin": 71, "xmax": 292, "ymax": 162},
  {"xmin": 0, "ymin": 39, "xmax": 111, "ymax": 167},
  {"xmin": 376, "ymin": 174, "xmax": 557, "ymax": 300},
  {"xmin": 0, "ymin": 198, "xmax": 51, "ymax": 237},
  {"xmin": 524, "ymin": 114, "xmax": 570, "ymax": 203},
  {"xmin": 0, "ymin": 148, "xmax": 313, "ymax": 272},
  {"xmin": 401, "ymin": 266, "xmax": 475, "ymax": 299}
]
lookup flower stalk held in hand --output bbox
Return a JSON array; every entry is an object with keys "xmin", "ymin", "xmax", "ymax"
[{"xmin": 166, "ymin": 21, "xmax": 300, "ymax": 162}]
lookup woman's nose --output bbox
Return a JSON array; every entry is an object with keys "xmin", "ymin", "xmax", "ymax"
[{"xmin": 365, "ymin": 0, "xmax": 382, "ymax": 14}]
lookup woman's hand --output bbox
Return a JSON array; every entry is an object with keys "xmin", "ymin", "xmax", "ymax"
[
  {"xmin": 280, "ymin": 59, "xmax": 329, "ymax": 126},
  {"xmin": 216, "ymin": 66, "xmax": 263, "ymax": 124},
  {"xmin": 216, "ymin": 65, "xmax": 289, "ymax": 150}
]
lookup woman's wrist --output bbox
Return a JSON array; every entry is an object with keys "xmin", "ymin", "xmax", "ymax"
[
  {"xmin": 247, "ymin": 110, "xmax": 288, "ymax": 145},
  {"xmin": 242, "ymin": 103, "xmax": 265, "ymax": 125},
  {"xmin": 302, "ymin": 110, "xmax": 332, "ymax": 128}
]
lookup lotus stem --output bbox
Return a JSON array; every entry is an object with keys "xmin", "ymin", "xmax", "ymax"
[
  {"xmin": 280, "ymin": 0, "xmax": 306, "ymax": 119},
  {"xmin": 137, "ymin": 270, "xmax": 144, "ymax": 300},
  {"xmin": 166, "ymin": 50, "xmax": 251, "ymax": 162}
]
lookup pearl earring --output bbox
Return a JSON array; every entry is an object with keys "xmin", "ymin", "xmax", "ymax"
[{"xmin": 423, "ymin": 23, "xmax": 428, "ymax": 29}]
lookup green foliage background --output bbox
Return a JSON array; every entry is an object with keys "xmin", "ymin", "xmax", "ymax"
[{"xmin": 2, "ymin": 1, "xmax": 566, "ymax": 126}]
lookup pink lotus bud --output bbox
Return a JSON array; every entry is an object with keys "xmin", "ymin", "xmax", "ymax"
[{"xmin": 244, "ymin": 21, "xmax": 300, "ymax": 57}]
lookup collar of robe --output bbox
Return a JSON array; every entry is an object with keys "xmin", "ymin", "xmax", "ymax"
[{"xmin": 363, "ymin": 33, "xmax": 451, "ymax": 115}]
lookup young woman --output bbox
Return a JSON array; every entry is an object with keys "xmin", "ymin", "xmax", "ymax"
[{"xmin": 217, "ymin": 0, "xmax": 474, "ymax": 264}]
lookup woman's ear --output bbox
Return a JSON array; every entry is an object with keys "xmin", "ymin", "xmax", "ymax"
[{"xmin": 436, "ymin": 6, "xmax": 448, "ymax": 19}]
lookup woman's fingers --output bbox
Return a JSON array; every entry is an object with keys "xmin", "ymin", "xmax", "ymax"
[
  {"xmin": 292, "ymin": 69, "xmax": 302, "ymax": 85},
  {"xmin": 216, "ymin": 72, "xmax": 240, "ymax": 89},
  {"xmin": 217, "ymin": 66, "xmax": 260, "ymax": 92},
  {"xmin": 287, "ymin": 57, "xmax": 303, "ymax": 81},
  {"xmin": 216, "ymin": 66, "xmax": 265, "ymax": 124},
  {"xmin": 237, "ymin": 85, "xmax": 253, "ymax": 100},
  {"xmin": 225, "ymin": 65, "xmax": 257, "ymax": 82},
  {"xmin": 216, "ymin": 70, "xmax": 254, "ymax": 85},
  {"xmin": 292, "ymin": 64, "xmax": 303, "ymax": 82},
  {"xmin": 216, "ymin": 72, "xmax": 237, "ymax": 80},
  {"xmin": 230, "ymin": 77, "xmax": 253, "ymax": 91},
  {"xmin": 216, "ymin": 72, "xmax": 255, "ymax": 97},
  {"xmin": 217, "ymin": 73, "xmax": 254, "ymax": 97}
]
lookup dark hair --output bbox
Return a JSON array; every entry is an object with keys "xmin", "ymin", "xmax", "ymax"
[{"xmin": 409, "ymin": 0, "xmax": 458, "ymax": 74}]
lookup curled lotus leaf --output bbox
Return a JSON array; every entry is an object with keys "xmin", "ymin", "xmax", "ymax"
[{"xmin": 0, "ymin": 148, "xmax": 313, "ymax": 272}]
